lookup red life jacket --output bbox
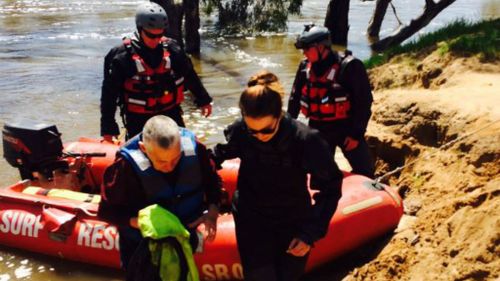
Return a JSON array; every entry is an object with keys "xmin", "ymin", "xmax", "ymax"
[
  {"xmin": 300, "ymin": 58, "xmax": 352, "ymax": 121},
  {"xmin": 122, "ymin": 38, "xmax": 185, "ymax": 114}
]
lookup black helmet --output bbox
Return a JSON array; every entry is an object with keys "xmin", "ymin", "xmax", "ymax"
[
  {"xmin": 135, "ymin": 2, "xmax": 168, "ymax": 30},
  {"xmin": 295, "ymin": 24, "xmax": 331, "ymax": 49}
]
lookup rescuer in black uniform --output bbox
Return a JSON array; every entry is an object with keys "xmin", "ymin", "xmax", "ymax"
[
  {"xmin": 214, "ymin": 70, "xmax": 343, "ymax": 281},
  {"xmin": 100, "ymin": 2, "xmax": 212, "ymax": 141},
  {"xmin": 288, "ymin": 24, "xmax": 375, "ymax": 178}
]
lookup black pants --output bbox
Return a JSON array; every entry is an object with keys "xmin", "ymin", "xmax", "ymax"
[
  {"xmin": 125, "ymin": 238, "xmax": 163, "ymax": 281},
  {"xmin": 126, "ymin": 238, "xmax": 190, "ymax": 281},
  {"xmin": 234, "ymin": 207, "xmax": 309, "ymax": 281},
  {"xmin": 124, "ymin": 106, "xmax": 185, "ymax": 140},
  {"xmin": 309, "ymin": 121, "xmax": 375, "ymax": 178}
]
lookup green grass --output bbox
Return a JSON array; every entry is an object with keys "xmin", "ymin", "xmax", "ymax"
[{"xmin": 364, "ymin": 18, "xmax": 500, "ymax": 69}]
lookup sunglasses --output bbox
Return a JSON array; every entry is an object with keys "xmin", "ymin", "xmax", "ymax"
[
  {"xmin": 143, "ymin": 29, "xmax": 164, "ymax": 39},
  {"xmin": 303, "ymin": 44, "xmax": 319, "ymax": 51},
  {"xmin": 247, "ymin": 119, "xmax": 279, "ymax": 135}
]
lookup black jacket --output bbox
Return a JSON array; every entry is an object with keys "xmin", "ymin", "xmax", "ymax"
[
  {"xmin": 288, "ymin": 51, "xmax": 373, "ymax": 140},
  {"xmin": 214, "ymin": 114, "xmax": 343, "ymax": 245},
  {"xmin": 100, "ymin": 34, "xmax": 212, "ymax": 136}
]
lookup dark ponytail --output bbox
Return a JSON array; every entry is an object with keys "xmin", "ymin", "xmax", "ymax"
[{"xmin": 239, "ymin": 70, "xmax": 284, "ymax": 118}]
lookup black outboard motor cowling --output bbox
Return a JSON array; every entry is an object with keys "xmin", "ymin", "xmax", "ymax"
[{"xmin": 2, "ymin": 121, "xmax": 67, "ymax": 180}]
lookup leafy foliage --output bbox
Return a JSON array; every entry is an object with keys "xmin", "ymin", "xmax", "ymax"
[{"xmin": 202, "ymin": 0, "xmax": 303, "ymax": 34}]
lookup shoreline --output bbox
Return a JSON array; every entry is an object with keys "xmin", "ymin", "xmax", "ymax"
[{"xmin": 346, "ymin": 47, "xmax": 499, "ymax": 279}]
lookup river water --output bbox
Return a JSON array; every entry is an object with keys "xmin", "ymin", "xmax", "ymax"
[{"xmin": 0, "ymin": 0, "xmax": 498, "ymax": 280}]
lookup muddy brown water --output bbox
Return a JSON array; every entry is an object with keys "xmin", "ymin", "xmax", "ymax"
[{"xmin": 0, "ymin": 0, "xmax": 498, "ymax": 280}]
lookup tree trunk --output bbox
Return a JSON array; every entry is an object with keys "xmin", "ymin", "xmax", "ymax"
[
  {"xmin": 367, "ymin": 0, "xmax": 391, "ymax": 37},
  {"xmin": 151, "ymin": 0, "xmax": 184, "ymax": 47},
  {"xmin": 371, "ymin": 0, "xmax": 457, "ymax": 51},
  {"xmin": 183, "ymin": 0, "xmax": 201, "ymax": 54},
  {"xmin": 324, "ymin": 0, "xmax": 350, "ymax": 46}
]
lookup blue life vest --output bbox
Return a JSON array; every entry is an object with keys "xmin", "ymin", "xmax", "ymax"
[{"xmin": 120, "ymin": 129, "xmax": 204, "ymax": 224}]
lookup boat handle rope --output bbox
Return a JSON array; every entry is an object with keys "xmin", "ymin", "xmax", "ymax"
[
  {"xmin": 76, "ymin": 206, "xmax": 99, "ymax": 217},
  {"xmin": 373, "ymin": 118, "xmax": 500, "ymax": 185},
  {"xmin": 39, "ymin": 203, "xmax": 98, "ymax": 217},
  {"xmin": 63, "ymin": 151, "xmax": 107, "ymax": 158}
]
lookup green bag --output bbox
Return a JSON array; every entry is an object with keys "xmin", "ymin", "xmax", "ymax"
[{"xmin": 138, "ymin": 204, "xmax": 200, "ymax": 281}]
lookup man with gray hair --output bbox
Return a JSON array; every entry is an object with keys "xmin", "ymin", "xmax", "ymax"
[
  {"xmin": 98, "ymin": 115, "xmax": 221, "ymax": 275},
  {"xmin": 140, "ymin": 116, "xmax": 183, "ymax": 174}
]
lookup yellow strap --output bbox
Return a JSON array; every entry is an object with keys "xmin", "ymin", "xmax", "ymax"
[
  {"xmin": 23, "ymin": 186, "xmax": 43, "ymax": 195},
  {"xmin": 23, "ymin": 186, "xmax": 101, "ymax": 204}
]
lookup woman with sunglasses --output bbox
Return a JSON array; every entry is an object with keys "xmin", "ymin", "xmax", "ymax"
[
  {"xmin": 214, "ymin": 70, "xmax": 343, "ymax": 281},
  {"xmin": 100, "ymin": 2, "xmax": 213, "ymax": 141}
]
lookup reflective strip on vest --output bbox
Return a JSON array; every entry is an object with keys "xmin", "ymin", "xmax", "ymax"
[
  {"xmin": 128, "ymin": 149, "xmax": 151, "ymax": 171},
  {"xmin": 131, "ymin": 75, "xmax": 152, "ymax": 81},
  {"xmin": 175, "ymin": 77, "xmax": 184, "ymax": 86},
  {"xmin": 128, "ymin": 98, "xmax": 147, "ymax": 106},
  {"xmin": 164, "ymin": 56, "xmax": 171, "ymax": 70},
  {"xmin": 181, "ymin": 136, "xmax": 195, "ymax": 156},
  {"xmin": 134, "ymin": 59, "xmax": 146, "ymax": 73},
  {"xmin": 326, "ymin": 68, "xmax": 336, "ymax": 80}
]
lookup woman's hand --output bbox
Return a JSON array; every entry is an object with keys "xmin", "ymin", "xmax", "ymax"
[{"xmin": 343, "ymin": 136, "xmax": 359, "ymax": 151}]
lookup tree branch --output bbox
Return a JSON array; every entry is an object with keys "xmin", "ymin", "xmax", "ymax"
[
  {"xmin": 390, "ymin": 1, "xmax": 403, "ymax": 26},
  {"xmin": 324, "ymin": 0, "xmax": 351, "ymax": 45},
  {"xmin": 367, "ymin": 0, "xmax": 391, "ymax": 37},
  {"xmin": 371, "ymin": 0, "xmax": 456, "ymax": 51},
  {"xmin": 425, "ymin": 0, "xmax": 436, "ymax": 7}
]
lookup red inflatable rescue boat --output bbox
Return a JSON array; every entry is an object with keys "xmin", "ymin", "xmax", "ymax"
[{"xmin": 0, "ymin": 121, "xmax": 403, "ymax": 280}]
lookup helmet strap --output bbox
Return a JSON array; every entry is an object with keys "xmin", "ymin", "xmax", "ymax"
[
  {"xmin": 314, "ymin": 45, "xmax": 326, "ymax": 61},
  {"xmin": 318, "ymin": 45, "xmax": 331, "ymax": 60}
]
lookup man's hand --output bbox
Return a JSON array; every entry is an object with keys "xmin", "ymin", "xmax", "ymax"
[
  {"xmin": 286, "ymin": 238, "xmax": 311, "ymax": 257},
  {"xmin": 129, "ymin": 217, "xmax": 139, "ymax": 229},
  {"xmin": 102, "ymin": 135, "xmax": 117, "ymax": 143},
  {"xmin": 200, "ymin": 104, "xmax": 212, "ymax": 117},
  {"xmin": 188, "ymin": 204, "xmax": 218, "ymax": 241},
  {"xmin": 343, "ymin": 136, "xmax": 359, "ymax": 152}
]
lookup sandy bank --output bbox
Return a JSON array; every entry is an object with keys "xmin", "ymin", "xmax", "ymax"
[{"xmin": 342, "ymin": 52, "xmax": 500, "ymax": 281}]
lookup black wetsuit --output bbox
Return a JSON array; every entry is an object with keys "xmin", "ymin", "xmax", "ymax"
[
  {"xmin": 288, "ymin": 51, "xmax": 375, "ymax": 177},
  {"xmin": 100, "ymin": 34, "xmax": 211, "ymax": 139}
]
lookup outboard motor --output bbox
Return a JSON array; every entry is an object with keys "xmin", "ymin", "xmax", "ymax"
[{"xmin": 2, "ymin": 121, "xmax": 67, "ymax": 180}]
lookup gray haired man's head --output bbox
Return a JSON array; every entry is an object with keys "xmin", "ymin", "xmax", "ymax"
[{"xmin": 142, "ymin": 116, "xmax": 180, "ymax": 149}]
